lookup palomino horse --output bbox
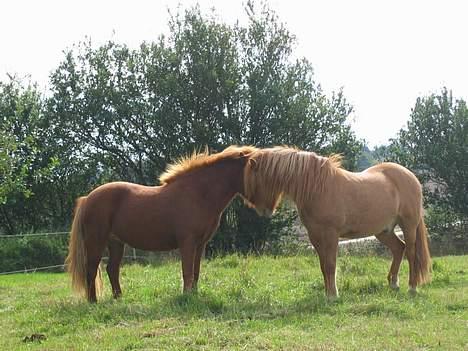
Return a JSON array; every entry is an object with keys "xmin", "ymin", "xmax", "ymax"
[
  {"xmin": 66, "ymin": 145, "xmax": 258, "ymax": 303},
  {"xmin": 243, "ymin": 146, "xmax": 431, "ymax": 298}
]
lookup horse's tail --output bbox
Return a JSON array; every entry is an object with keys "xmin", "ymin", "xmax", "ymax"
[
  {"xmin": 65, "ymin": 196, "xmax": 103, "ymax": 298},
  {"xmin": 414, "ymin": 214, "xmax": 432, "ymax": 285}
]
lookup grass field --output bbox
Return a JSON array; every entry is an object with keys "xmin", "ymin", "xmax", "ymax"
[{"xmin": 1, "ymin": 253, "xmax": 467, "ymax": 350}]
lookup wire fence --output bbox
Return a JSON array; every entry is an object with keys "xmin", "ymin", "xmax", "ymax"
[
  {"xmin": 11, "ymin": 229, "xmax": 456, "ymax": 276},
  {"xmin": 0, "ymin": 231, "xmax": 147, "ymax": 276},
  {"xmin": 0, "ymin": 264, "xmax": 67, "ymax": 275},
  {"xmin": 0, "ymin": 231, "xmax": 69, "ymax": 239},
  {"xmin": 0, "ymin": 229, "xmax": 405, "ymax": 276},
  {"xmin": 0, "ymin": 231, "xmax": 67, "ymax": 275},
  {"xmin": 0, "ymin": 256, "xmax": 152, "ymax": 276},
  {"xmin": 1, "ymin": 228, "xmax": 464, "ymax": 276}
]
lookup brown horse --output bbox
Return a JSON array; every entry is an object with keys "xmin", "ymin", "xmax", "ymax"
[
  {"xmin": 243, "ymin": 146, "xmax": 431, "ymax": 299},
  {"xmin": 66, "ymin": 145, "xmax": 258, "ymax": 303}
]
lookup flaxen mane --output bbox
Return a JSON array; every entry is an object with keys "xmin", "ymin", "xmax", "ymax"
[
  {"xmin": 246, "ymin": 146, "xmax": 342, "ymax": 206},
  {"xmin": 160, "ymin": 145, "xmax": 258, "ymax": 185}
]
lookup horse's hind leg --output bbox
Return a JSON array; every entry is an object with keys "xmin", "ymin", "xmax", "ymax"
[
  {"xmin": 106, "ymin": 238, "xmax": 125, "ymax": 299},
  {"xmin": 86, "ymin": 244, "xmax": 106, "ymax": 303},
  {"xmin": 84, "ymin": 227, "xmax": 110, "ymax": 303},
  {"xmin": 400, "ymin": 222, "xmax": 418, "ymax": 294},
  {"xmin": 375, "ymin": 230, "xmax": 406, "ymax": 289},
  {"xmin": 86, "ymin": 258, "xmax": 102, "ymax": 303}
]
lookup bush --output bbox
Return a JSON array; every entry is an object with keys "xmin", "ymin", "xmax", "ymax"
[
  {"xmin": 0, "ymin": 235, "xmax": 68, "ymax": 273},
  {"xmin": 208, "ymin": 199, "xmax": 298, "ymax": 255},
  {"xmin": 424, "ymin": 205, "xmax": 467, "ymax": 255},
  {"xmin": 425, "ymin": 206, "xmax": 462, "ymax": 238}
]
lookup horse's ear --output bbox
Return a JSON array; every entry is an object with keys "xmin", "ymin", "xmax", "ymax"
[{"xmin": 248, "ymin": 158, "xmax": 257, "ymax": 171}]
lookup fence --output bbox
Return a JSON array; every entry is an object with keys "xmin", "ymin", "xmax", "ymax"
[
  {"xmin": 0, "ymin": 231, "xmax": 145, "ymax": 276},
  {"xmin": 2, "ymin": 228, "xmax": 463, "ymax": 275},
  {"xmin": 0, "ymin": 229, "xmax": 400, "ymax": 276},
  {"xmin": 0, "ymin": 231, "xmax": 69, "ymax": 238}
]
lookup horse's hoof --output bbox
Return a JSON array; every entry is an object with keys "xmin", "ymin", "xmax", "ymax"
[
  {"xmin": 408, "ymin": 288, "xmax": 417, "ymax": 297},
  {"xmin": 183, "ymin": 287, "xmax": 196, "ymax": 295},
  {"xmin": 390, "ymin": 283, "xmax": 400, "ymax": 291}
]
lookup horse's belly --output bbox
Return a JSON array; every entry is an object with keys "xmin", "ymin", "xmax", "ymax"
[
  {"xmin": 340, "ymin": 231, "xmax": 372, "ymax": 240},
  {"xmin": 341, "ymin": 218, "xmax": 397, "ymax": 239},
  {"xmin": 113, "ymin": 230, "xmax": 178, "ymax": 252}
]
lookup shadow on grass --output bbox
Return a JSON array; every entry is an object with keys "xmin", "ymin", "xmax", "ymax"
[
  {"xmin": 45, "ymin": 254, "xmax": 467, "ymax": 330},
  {"xmin": 47, "ymin": 283, "xmax": 427, "ymax": 332}
]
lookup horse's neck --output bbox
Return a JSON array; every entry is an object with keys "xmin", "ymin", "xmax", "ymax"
[
  {"xmin": 281, "ymin": 153, "xmax": 336, "ymax": 205},
  {"xmin": 193, "ymin": 162, "xmax": 242, "ymax": 209}
]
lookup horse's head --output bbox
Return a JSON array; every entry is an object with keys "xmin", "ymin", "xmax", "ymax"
[{"xmin": 242, "ymin": 151, "xmax": 283, "ymax": 217}]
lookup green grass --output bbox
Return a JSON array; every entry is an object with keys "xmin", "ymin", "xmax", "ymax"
[{"xmin": 1, "ymin": 254, "xmax": 467, "ymax": 350}]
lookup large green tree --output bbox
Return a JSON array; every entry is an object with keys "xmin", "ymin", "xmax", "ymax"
[
  {"xmin": 47, "ymin": 4, "xmax": 361, "ymax": 177},
  {"xmin": 0, "ymin": 79, "xmax": 58, "ymax": 234},
  {"xmin": 388, "ymin": 88, "xmax": 468, "ymax": 221},
  {"xmin": 47, "ymin": 3, "xmax": 361, "ymax": 253},
  {"xmin": 44, "ymin": 3, "xmax": 361, "ymax": 252},
  {"xmin": 3, "ymin": 3, "xmax": 361, "ymax": 251}
]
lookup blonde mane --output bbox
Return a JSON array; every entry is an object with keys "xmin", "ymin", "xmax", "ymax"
[
  {"xmin": 159, "ymin": 145, "xmax": 258, "ymax": 185},
  {"xmin": 245, "ymin": 146, "xmax": 342, "ymax": 206}
]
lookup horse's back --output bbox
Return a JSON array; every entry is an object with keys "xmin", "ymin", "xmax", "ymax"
[
  {"xmin": 82, "ymin": 182, "xmax": 137, "ymax": 226},
  {"xmin": 364, "ymin": 163, "xmax": 421, "ymax": 194},
  {"xmin": 80, "ymin": 182, "xmax": 180, "ymax": 250},
  {"xmin": 364, "ymin": 162, "xmax": 423, "ymax": 216},
  {"xmin": 85, "ymin": 181, "xmax": 152, "ymax": 215},
  {"xmin": 88, "ymin": 181, "xmax": 134, "ymax": 201},
  {"xmin": 332, "ymin": 163, "xmax": 422, "ymax": 233}
]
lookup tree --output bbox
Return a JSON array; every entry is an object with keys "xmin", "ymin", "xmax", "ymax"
[
  {"xmin": 0, "ymin": 131, "xmax": 26, "ymax": 205},
  {"xmin": 0, "ymin": 79, "xmax": 57, "ymax": 234},
  {"xmin": 19, "ymin": 3, "xmax": 361, "ymax": 251},
  {"xmin": 388, "ymin": 88, "xmax": 468, "ymax": 221},
  {"xmin": 355, "ymin": 145, "xmax": 377, "ymax": 171}
]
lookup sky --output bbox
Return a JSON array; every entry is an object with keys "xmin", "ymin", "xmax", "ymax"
[{"xmin": 1, "ymin": 0, "xmax": 467, "ymax": 147}]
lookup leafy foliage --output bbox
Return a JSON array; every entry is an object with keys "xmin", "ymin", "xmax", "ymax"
[
  {"xmin": 47, "ymin": 4, "xmax": 361, "ymax": 179},
  {"xmin": 0, "ymin": 79, "xmax": 58, "ymax": 234},
  {"xmin": 1, "ymin": 3, "xmax": 361, "ymax": 252},
  {"xmin": 355, "ymin": 145, "xmax": 377, "ymax": 171},
  {"xmin": 0, "ymin": 235, "xmax": 68, "ymax": 272},
  {"xmin": 386, "ymin": 88, "xmax": 468, "ymax": 239},
  {"xmin": 43, "ymin": 3, "xmax": 361, "ymax": 250}
]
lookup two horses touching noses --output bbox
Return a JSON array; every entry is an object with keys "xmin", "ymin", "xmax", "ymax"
[{"xmin": 66, "ymin": 145, "xmax": 431, "ymax": 303}]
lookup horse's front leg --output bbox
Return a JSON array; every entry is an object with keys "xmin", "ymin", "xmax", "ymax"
[
  {"xmin": 180, "ymin": 243, "xmax": 196, "ymax": 293},
  {"xmin": 192, "ymin": 243, "xmax": 207, "ymax": 292},
  {"xmin": 308, "ymin": 229, "xmax": 340, "ymax": 300}
]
